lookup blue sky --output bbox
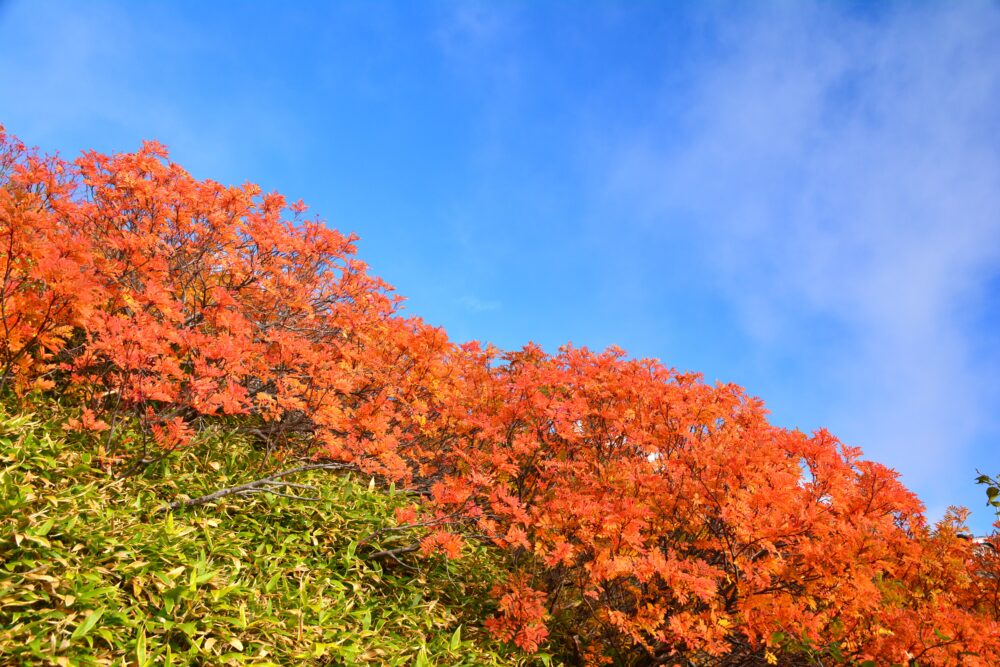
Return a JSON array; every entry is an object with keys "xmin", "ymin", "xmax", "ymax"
[{"xmin": 2, "ymin": 1, "xmax": 999, "ymax": 532}]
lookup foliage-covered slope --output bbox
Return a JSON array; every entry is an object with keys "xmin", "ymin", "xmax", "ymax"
[
  {"xmin": 0, "ymin": 403, "xmax": 541, "ymax": 666},
  {"xmin": 2, "ymin": 125, "xmax": 999, "ymax": 665}
]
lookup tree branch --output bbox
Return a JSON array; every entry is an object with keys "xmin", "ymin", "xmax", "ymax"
[{"xmin": 166, "ymin": 461, "xmax": 357, "ymax": 510}]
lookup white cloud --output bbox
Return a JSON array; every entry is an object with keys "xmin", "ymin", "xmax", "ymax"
[
  {"xmin": 0, "ymin": 1, "xmax": 301, "ymax": 177},
  {"xmin": 0, "ymin": 2, "xmax": 180, "ymax": 142},
  {"xmin": 457, "ymin": 295, "xmax": 501, "ymax": 313},
  {"xmin": 434, "ymin": 0, "xmax": 512, "ymax": 55},
  {"xmin": 603, "ymin": 2, "xmax": 1000, "ymax": 522}
]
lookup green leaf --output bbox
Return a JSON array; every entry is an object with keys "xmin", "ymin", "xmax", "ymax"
[
  {"xmin": 34, "ymin": 516, "xmax": 56, "ymax": 536},
  {"xmin": 70, "ymin": 607, "xmax": 105, "ymax": 641},
  {"xmin": 264, "ymin": 571, "xmax": 281, "ymax": 593},
  {"xmin": 449, "ymin": 625, "xmax": 462, "ymax": 651},
  {"xmin": 828, "ymin": 642, "xmax": 844, "ymax": 660},
  {"xmin": 136, "ymin": 627, "xmax": 148, "ymax": 667}
]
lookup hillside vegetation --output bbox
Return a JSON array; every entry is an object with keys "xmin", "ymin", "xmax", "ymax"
[
  {"xmin": 0, "ymin": 402, "xmax": 534, "ymax": 665},
  {"xmin": 0, "ymin": 125, "xmax": 998, "ymax": 665}
]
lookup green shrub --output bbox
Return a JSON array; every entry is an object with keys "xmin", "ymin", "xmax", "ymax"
[{"xmin": 0, "ymin": 402, "xmax": 551, "ymax": 666}]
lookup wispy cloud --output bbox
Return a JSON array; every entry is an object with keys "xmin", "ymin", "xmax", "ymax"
[
  {"xmin": 457, "ymin": 295, "xmax": 501, "ymax": 313},
  {"xmin": 434, "ymin": 0, "xmax": 513, "ymax": 57},
  {"xmin": 602, "ymin": 2, "xmax": 1000, "ymax": 522},
  {"xmin": 0, "ymin": 1, "xmax": 303, "ymax": 176},
  {"xmin": 0, "ymin": 2, "xmax": 185, "ymax": 143}
]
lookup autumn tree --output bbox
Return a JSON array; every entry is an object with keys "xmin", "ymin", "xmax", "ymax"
[{"xmin": 1, "ymin": 125, "xmax": 997, "ymax": 666}]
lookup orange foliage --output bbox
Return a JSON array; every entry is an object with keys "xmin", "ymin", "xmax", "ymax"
[{"xmin": 1, "ymin": 125, "xmax": 997, "ymax": 665}]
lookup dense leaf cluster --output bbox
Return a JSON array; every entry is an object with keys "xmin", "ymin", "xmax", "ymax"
[
  {"xmin": 1, "ymin": 126, "xmax": 998, "ymax": 665},
  {"xmin": 0, "ymin": 406, "xmax": 521, "ymax": 665}
]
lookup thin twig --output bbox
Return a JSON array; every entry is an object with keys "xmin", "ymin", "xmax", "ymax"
[
  {"xmin": 357, "ymin": 505, "xmax": 470, "ymax": 546},
  {"xmin": 165, "ymin": 461, "xmax": 357, "ymax": 510},
  {"xmin": 367, "ymin": 544, "xmax": 420, "ymax": 560},
  {"xmin": 241, "ymin": 489, "xmax": 321, "ymax": 502}
]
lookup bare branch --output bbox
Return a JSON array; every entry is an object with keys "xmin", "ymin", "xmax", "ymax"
[
  {"xmin": 166, "ymin": 461, "xmax": 357, "ymax": 510},
  {"xmin": 367, "ymin": 544, "xmax": 420, "ymax": 560}
]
